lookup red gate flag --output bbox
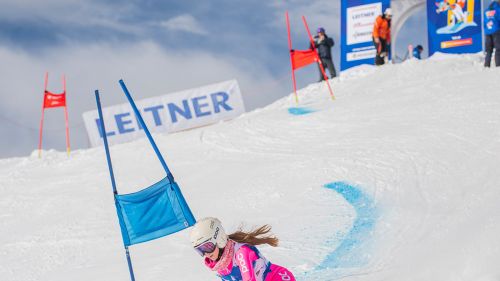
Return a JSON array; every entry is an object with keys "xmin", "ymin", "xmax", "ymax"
[
  {"xmin": 290, "ymin": 49, "xmax": 319, "ymax": 70},
  {"xmin": 285, "ymin": 11, "xmax": 335, "ymax": 103},
  {"xmin": 43, "ymin": 91, "xmax": 66, "ymax": 108},
  {"xmin": 38, "ymin": 72, "xmax": 70, "ymax": 158}
]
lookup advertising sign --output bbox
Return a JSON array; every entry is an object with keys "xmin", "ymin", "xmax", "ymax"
[
  {"xmin": 341, "ymin": 0, "xmax": 390, "ymax": 71},
  {"xmin": 427, "ymin": 0, "xmax": 482, "ymax": 55},
  {"xmin": 83, "ymin": 80, "xmax": 245, "ymax": 147}
]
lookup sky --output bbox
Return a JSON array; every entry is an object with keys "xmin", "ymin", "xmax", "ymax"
[{"xmin": 0, "ymin": 0, "xmax": 486, "ymax": 158}]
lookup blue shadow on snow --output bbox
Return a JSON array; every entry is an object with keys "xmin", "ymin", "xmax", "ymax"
[
  {"xmin": 288, "ymin": 107, "xmax": 316, "ymax": 115},
  {"xmin": 317, "ymin": 181, "xmax": 378, "ymax": 270}
]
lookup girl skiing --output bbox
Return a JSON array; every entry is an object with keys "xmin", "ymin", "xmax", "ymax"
[{"xmin": 189, "ymin": 217, "xmax": 296, "ymax": 281}]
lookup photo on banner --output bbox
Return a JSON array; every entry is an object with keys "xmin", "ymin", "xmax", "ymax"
[
  {"xmin": 427, "ymin": 0, "xmax": 482, "ymax": 55},
  {"xmin": 341, "ymin": 0, "xmax": 390, "ymax": 71}
]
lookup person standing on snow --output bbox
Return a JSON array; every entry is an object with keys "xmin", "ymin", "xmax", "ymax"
[
  {"xmin": 373, "ymin": 8, "xmax": 392, "ymax": 65},
  {"xmin": 484, "ymin": 0, "xmax": 500, "ymax": 67},
  {"xmin": 313, "ymin": 27, "xmax": 337, "ymax": 81},
  {"xmin": 190, "ymin": 217, "xmax": 296, "ymax": 281},
  {"xmin": 412, "ymin": 45, "xmax": 424, "ymax": 60}
]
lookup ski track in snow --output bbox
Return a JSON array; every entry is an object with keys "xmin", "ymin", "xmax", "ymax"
[
  {"xmin": 287, "ymin": 107, "xmax": 317, "ymax": 116},
  {"xmin": 301, "ymin": 182, "xmax": 378, "ymax": 280}
]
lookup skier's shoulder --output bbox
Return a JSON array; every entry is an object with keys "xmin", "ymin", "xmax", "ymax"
[
  {"xmin": 234, "ymin": 243, "xmax": 261, "ymax": 258},
  {"xmin": 235, "ymin": 242, "xmax": 255, "ymax": 252}
]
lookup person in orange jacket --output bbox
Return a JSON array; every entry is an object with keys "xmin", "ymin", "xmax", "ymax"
[{"xmin": 373, "ymin": 8, "xmax": 392, "ymax": 65}]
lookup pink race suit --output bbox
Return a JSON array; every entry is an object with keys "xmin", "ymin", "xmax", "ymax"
[{"xmin": 204, "ymin": 241, "xmax": 296, "ymax": 281}]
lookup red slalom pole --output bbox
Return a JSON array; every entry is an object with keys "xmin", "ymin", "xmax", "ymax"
[
  {"xmin": 286, "ymin": 11, "xmax": 299, "ymax": 104},
  {"xmin": 302, "ymin": 16, "xmax": 335, "ymax": 100},
  {"xmin": 38, "ymin": 106, "xmax": 45, "ymax": 158},
  {"xmin": 44, "ymin": 72, "xmax": 48, "ymax": 91},
  {"xmin": 38, "ymin": 72, "xmax": 48, "ymax": 158},
  {"xmin": 63, "ymin": 75, "xmax": 70, "ymax": 156}
]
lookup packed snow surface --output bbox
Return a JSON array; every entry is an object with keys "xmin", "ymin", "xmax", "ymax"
[{"xmin": 1, "ymin": 54, "xmax": 500, "ymax": 281}]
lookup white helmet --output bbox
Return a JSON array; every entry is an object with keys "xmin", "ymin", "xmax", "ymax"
[
  {"xmin": 190, "ymin": 217, "xmax": 228, "ymax": 255},
  {"xmin": 384, "ymin": 8, "xmax": 392, "ymax": 16}
]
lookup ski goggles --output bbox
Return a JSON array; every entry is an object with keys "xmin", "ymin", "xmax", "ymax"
[{"xmin": 194, "ymin": 240, "xmax": 217, "ymax": 256}]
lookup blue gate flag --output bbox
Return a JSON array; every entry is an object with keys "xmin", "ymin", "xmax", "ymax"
[
  {"xmin": 95, "ymin": 82, "xmax": 196, "ymax": 281},
  {"xmin": 115, "ymin": 177, "xmax": 196, "ymax": 246}
]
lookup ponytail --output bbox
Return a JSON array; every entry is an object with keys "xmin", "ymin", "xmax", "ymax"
[{"xmin": 228, "ymin": 224, "xmax": 279, "ymax": 247}]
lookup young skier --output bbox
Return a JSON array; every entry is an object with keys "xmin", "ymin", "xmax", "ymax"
[{"xmin": 190, "ymin": 217, "xmax": 296, "ymax": 281}]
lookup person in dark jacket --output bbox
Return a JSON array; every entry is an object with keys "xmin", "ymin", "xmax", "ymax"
[
  {"xmin": 313, "ymin": 27, "xmax": 336, "ymax": 81},
  {"xmin": 412, "ymin": 45, "xmax": 423, "ymax": 60},
  {"xmin": 484, "ymin": 0, "xmax": 500, "ymax": 67}
]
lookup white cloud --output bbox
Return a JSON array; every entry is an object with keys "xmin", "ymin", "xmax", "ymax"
[
  {"xmin": 0, "ymin": 0, "xmax": 139, "ymax": 34},
  {"xmin": 269, "ymin": 0, "xmax": 340, "ymax": 38},
  {"xmin": 160, "ymin": 14, "xmax": 208, "ymax": 36}
]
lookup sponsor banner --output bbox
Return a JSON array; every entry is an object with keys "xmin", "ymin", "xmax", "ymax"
[
  {"xmin": 347, "ymin": 48, "xmax": 377, "ymax": 61},
  {"xmin": 427, "ymin": 0, "xmax": 482, "ymax": 55},
  {"xmin": 341, "ymin": 0, "xmax": 390, "ymax": 71},
  {"xmin": 83, "ymin": 80, "xmax": 245, "ymax": 147}
]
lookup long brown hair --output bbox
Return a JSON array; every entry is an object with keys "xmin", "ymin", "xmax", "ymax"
[{"xmin": 228, "ymin": 224, "xmax": 279, "ymax": 247}]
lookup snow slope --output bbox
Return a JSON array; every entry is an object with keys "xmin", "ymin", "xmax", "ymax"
[{"xmin": 1, "ymin": 54, "xmax": 500, "ymax": 281}]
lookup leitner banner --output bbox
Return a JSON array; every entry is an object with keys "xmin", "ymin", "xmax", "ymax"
[
  {"xmin": 341, "ymin": 0, "xmax": 390, "ymax": 71},
  {"xmin": 83, "ymin": 80, "xmax": 245, "ymax": 147},
  {"xmin": 427, "ymin": 0, "xmax": 482, "ymax": 56}
]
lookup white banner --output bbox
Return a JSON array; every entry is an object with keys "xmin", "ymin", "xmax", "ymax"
[
  {"xmin": 83, "ymin": 80, "xmax": 245, "ymax": 147},
  {"xmin": 347, "ymin": 49, "xmax": 377, "ymax": 61},
  {"xmin": 347, "ymin": 2, "xmax": 382, "ymax": 45}
]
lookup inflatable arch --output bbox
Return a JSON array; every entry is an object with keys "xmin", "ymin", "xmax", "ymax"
[{"xmin": 391, "ymin": 0, "xmax": 426, "ymax": 59}]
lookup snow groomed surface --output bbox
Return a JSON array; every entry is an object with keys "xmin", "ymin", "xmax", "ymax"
[{"xmin": 1, "ymin": 54, "xmax": 500, "ymax": 281}]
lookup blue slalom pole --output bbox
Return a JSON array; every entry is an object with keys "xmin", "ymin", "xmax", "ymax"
[
  {"xmin": 118, "ymin": 80, "xmax": 173, "ymax": 180},
  {"xmin": 95, "ymin": 90, "xmax": 136, "ymax": 281},
  {"xmin": 95, "ymin": 90, "xmax": 118, "ymax": 195}
]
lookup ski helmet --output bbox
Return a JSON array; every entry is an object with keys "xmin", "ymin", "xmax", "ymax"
[
  {"xmin": 190, "ymin": 217, "xmax": 228, "ymax": 256},
  {"xmin": 317, "ymin": 27, "xmax": 325, "ymax": 34},
  {"xmin": 384, "ymin": 8, "xmax": 392, "ymax": 16}
]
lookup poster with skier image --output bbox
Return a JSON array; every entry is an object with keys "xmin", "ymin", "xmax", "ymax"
[{"xmin": 427, "ymin": 0, "xmax": 482, "ymax": 55}]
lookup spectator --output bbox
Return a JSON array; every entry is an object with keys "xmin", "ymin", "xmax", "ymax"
[
  {"xmin": 313, "ymin": 27, "xmax": 336, "ymax": 81},
  {"xmin": 373, "ymin": 8, "xmax": 392, "ymax": 65},
  {"xmin": 484, "ymin": 0, "xmax": 500, "ymax": 67},
  {"xmin": 413, "ymin": 45, "xmax": 424, "ymax": 60}
]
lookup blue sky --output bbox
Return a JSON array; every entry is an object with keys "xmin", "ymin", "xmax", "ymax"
[{"xmin": 0, "ymin": 0, "xmax": 483, "ymax": 158}]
